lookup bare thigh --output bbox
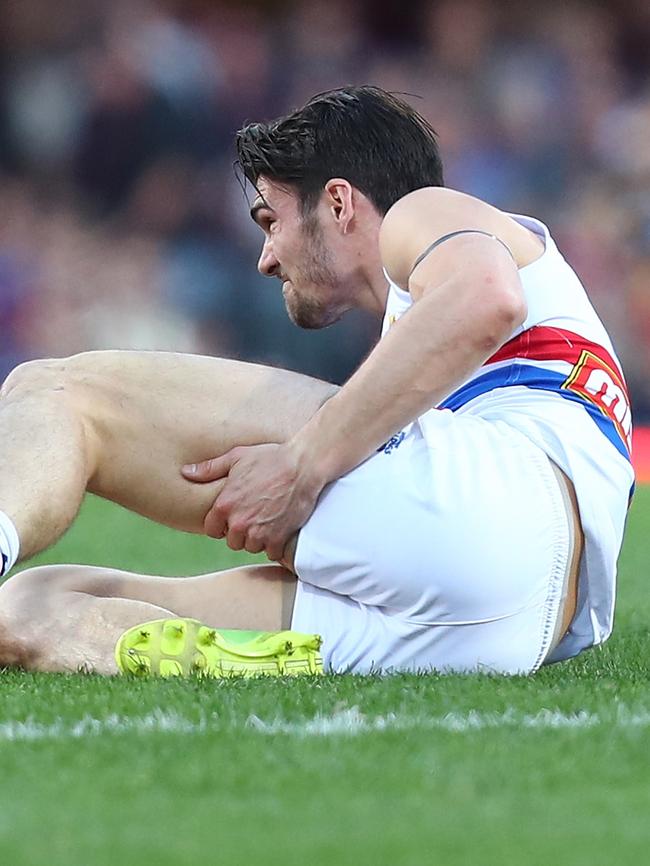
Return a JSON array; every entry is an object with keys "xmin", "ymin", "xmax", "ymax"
[{"xmin": 15, "ymin": 351, "xmax": 338, "ymax": 533}]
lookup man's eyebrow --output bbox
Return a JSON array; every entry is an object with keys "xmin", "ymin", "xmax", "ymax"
[{"xmin": 249, "ymin": 198, "xmax": 273, "ymax": 224}]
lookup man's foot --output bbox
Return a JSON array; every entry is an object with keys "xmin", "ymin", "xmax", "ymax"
[{"xmin": 115, "ymin": 618, "xmax": 324, "ymax": 677}]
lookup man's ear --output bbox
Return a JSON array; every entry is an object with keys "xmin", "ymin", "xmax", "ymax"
[{"xmin": 323, "ymin": 178, "xmax": 354, "ymax": 233}]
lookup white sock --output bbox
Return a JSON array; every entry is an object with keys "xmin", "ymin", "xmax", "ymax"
[{"xmin": 0, "ymin": 511, "xmax": 20, "ymax": 576}]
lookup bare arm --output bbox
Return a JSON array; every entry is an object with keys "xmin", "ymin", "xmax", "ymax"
[{"xmin": 289, "ymin": 190, "xmax": 528, "ymax": 483}]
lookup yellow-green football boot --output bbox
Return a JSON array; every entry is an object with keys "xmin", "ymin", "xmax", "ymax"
[{"xmin": 115, "ymin": 618, "xmax": 324, "ymax": 678}]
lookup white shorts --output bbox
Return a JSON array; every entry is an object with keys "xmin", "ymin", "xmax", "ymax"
[{"xmin": 291, "ymin": 414, "xmax": 571, "ymax": 674}]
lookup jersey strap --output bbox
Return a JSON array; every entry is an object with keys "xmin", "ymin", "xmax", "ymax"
[
  {"xmin": 438, "ymin": 326, "xmax": 632, "ymax": 462},
  {"xmin": 410, "ymin": 229, "xmax": 514, "ymax": 276}
]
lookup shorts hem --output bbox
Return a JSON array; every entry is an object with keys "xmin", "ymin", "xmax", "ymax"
[{"xmin": 529, "ymin": 454, "xmax": 572, "ymax": 672}]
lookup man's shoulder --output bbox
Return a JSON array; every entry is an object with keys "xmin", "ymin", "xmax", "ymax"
[
  {"xmin": 381, "ymin": 187, "xmax": 499, "ymax": 234},
  {"xmin": 379, "ymin": 188, "xmax": 541, "ymax": 287}
]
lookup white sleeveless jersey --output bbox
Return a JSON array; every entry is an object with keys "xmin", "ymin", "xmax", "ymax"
[{"xmin": 381, "ymin": 213, "xmax": 635, "ymax": 661}]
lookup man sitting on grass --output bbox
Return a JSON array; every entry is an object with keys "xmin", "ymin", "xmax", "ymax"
[{"xmin": 0, "ymin": 87, "xmax": 634, "ymax": 677}]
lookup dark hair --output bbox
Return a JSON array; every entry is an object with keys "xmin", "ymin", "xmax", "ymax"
[{"xmin": 235, "ymin": 85, "xmax": 444, "ymax": 216}]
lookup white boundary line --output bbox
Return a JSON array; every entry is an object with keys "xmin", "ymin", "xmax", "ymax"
[
  {"xmin": 1, "ymin": 706, "xmax": 650, "ymax": 742},
  {"xmin": 246, "ymin": 706, "xmax": 650, "ymax": 735}
]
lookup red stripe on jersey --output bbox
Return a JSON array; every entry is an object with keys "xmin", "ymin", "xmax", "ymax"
[
  {"xmin": 487, "ymin": 326, "xmax": 632, "ymax": 451},
  {"xmin": 487, "ymin": 326, "xmax": 624, "ymax": 379}
]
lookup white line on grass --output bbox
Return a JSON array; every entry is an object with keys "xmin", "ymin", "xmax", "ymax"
[
  {"xmin": 2, "ymin": 706, "xmax": 650, "ymax": 743},
  {"xmin": 246, "ymin": 706, "xmax": 650, "ymax": 735}
]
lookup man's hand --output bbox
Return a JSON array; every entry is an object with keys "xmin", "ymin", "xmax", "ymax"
[{"xmin": 182, "ymin": 442, "xmax": 326, "ymax": 562}]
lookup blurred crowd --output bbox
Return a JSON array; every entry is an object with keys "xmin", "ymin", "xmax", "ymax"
[{"xmin": 1, "ymin": 0, "xmax": 649, "ymax": 416}]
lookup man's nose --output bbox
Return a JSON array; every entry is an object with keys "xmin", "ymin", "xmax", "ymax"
[{"xmin": 258, "ymin": 241, "xmax": 279, "ymax": 277}]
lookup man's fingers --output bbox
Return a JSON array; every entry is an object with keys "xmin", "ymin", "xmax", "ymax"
[
  {"xmin": 264, "ymin": 536, "xmax": 287, "ymax": 563},
  {"xmin": 245, "ymin": 537, "xmax": 265, "ymax": 555},
  {"xmin": 182, "ymin": 451, "xmax": 236, "ymax": 483},
  {"xmin": 226, "ymin": 525, "xmax": 246, "ymax": 552},
  {"xmin": 243, "ymin": 528, "xmax": 265, "ymax": 556},
  {"xmin": 203, "ymin": 500, "xmax": 229, "ymax": 539}
]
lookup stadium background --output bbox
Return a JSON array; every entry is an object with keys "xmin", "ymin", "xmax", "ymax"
[{"xmin": 1, "ymin": 0, "xmax": 649, "ymax": 438}]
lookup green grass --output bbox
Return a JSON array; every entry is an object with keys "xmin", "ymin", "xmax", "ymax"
[{"xmin": 1, "ymin": 490, "xmax": 649, "ymax": 865}]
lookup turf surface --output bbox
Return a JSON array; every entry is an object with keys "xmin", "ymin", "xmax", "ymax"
[{"xmin": 1, "ymin": 490, "xmax": 649, "ymax": 865}]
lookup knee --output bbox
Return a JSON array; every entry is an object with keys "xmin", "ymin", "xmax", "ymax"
[
  {"xmin": 1, "ymin": 357, "xmax": 65, "ymax": 399},
  {"xmin": 0, "ymin": 568, "xmax": 52, "ymax": 667},
  {"xmin": 1, "ymin": 353, "xmax": 105, "ymax": 401},
  {"xmin": 1, "ymin": 354, "xmax": 114, "ymax": 455},
  {"xmin": 0, "ymin": 566, "xmax": 80, "ymax": 668},
  {"xmin": 0, "ymin": 355, "xmax": 107, "ymax": 418},
  {"xmin": 0, "ymin": 565, "xmax": 62, "ymax": 615}
]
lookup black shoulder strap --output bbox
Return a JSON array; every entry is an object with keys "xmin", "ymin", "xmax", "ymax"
[{"xmin": 409, "ymin": 229, "xmax": 514, "ymax": 277}]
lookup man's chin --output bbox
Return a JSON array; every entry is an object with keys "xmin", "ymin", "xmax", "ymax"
[{"xmin": 285, "ymin": 299, "xmax": 341, "ymax": 330}]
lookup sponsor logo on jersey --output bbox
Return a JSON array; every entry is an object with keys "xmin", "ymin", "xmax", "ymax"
[
  {"xmin": 562, "ymin": 350, "xmax": 632, "ymax": 452},
  {"xmin": 377, "ymin": 430, "xmax": 406, "ymax": 455}
]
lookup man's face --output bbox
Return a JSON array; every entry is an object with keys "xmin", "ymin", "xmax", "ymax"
[{"xmin": 251, "ymin": 177, "xmax": 350, "ymax": 329}]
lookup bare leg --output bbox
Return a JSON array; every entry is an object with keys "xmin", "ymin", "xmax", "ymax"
[
  {"xmin": 0, "ymin": 562, "xmax": 296, "ymax": 674},
  {"xmin": 0, "ymin": 351, "xmax": 338, "ymax": 560}
]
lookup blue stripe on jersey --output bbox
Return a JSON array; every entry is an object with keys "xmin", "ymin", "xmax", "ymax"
[{"xmin": 439, "ymin": 364, "xmax": 631, "ymax": 462}]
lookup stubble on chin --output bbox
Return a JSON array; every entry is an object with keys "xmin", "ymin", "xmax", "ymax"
[{"xmin": 285, "ymin": 288, "xmax": 338, "ymax": 329}]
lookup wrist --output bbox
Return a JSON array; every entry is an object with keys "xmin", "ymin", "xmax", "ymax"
[{"xmin": 288, "ymin": 415, "xmax": 340, "ymax": 489}]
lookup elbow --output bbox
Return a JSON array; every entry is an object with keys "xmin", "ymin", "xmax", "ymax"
[
  {"xmin": 497, "ymin": 287, "xmax": 527, "ymax": 332},
  {"xmin": 480, "ymin": 283, "xmax": 528, "ymax": 350}
]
